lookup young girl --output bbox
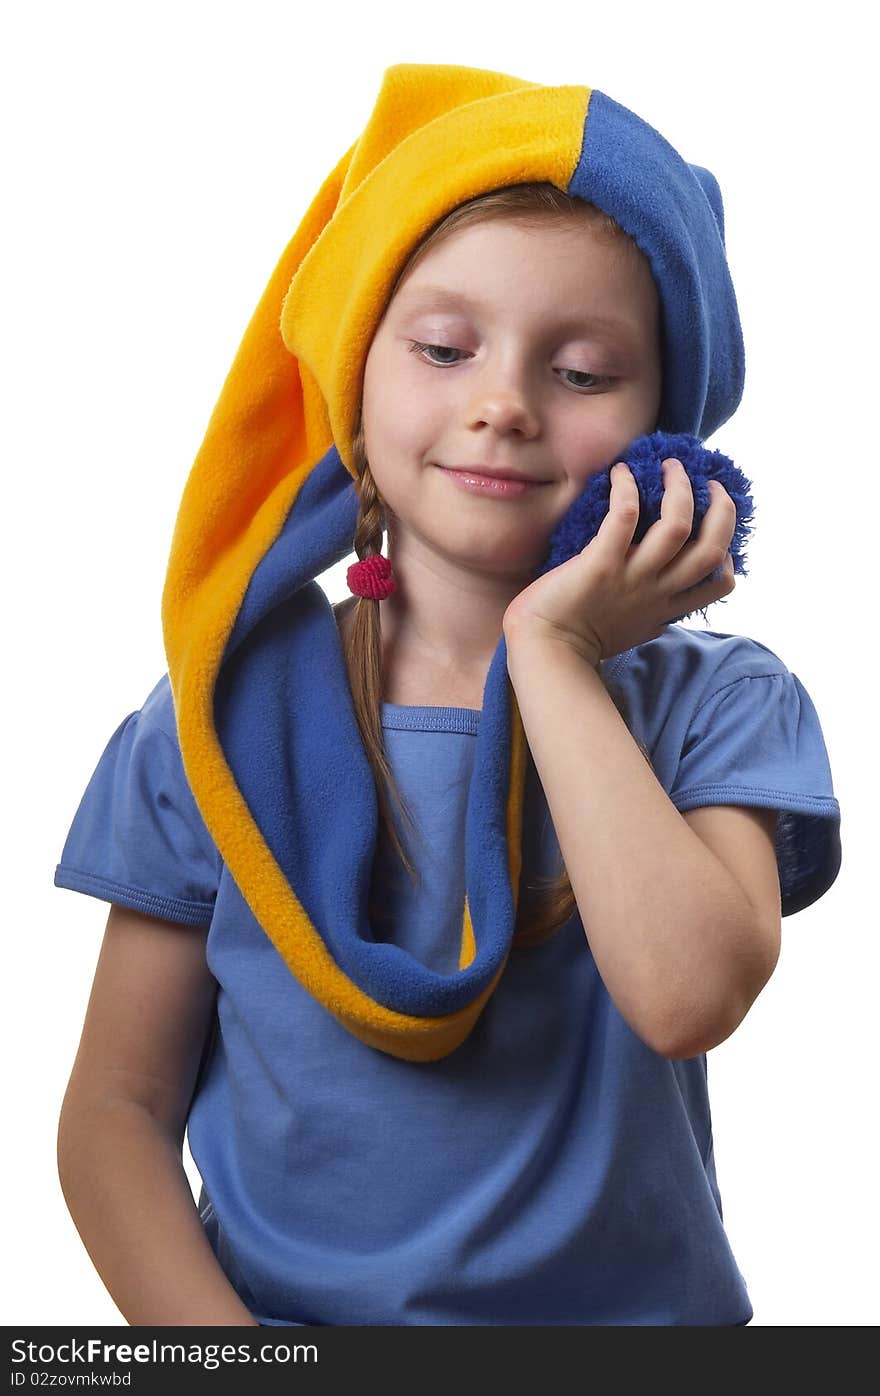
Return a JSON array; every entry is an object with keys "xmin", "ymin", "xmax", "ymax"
[{"xmin": 54, "ymin": 63, "xmax": 842, "ymax": 1327}]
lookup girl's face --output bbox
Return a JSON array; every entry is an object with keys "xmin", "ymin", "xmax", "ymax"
[{"xmin": 361, "ymin": 216, "xmax": 663, "ymax": 580}]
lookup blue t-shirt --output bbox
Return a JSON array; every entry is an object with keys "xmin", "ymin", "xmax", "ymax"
[{"xmin": 54, "ymin": 625, "xmax": 841, "ymax": 1326}]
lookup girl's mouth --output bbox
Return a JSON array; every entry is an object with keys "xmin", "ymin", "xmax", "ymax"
[{"xmin": 435, "ymin": 467, "xmax": 548, "ymax": 498}]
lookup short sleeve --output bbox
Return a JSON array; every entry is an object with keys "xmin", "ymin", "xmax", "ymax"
[
  {"xmin": 53, "ymin": 675, "xmax": 221, "ymax": 926},
  {"xmin": 668, "ymin": 665, "xmax": 842, "ymax": 917}
]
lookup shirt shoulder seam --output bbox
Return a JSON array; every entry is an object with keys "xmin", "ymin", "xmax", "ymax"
[{"xmin": 690, "ymin": 670, "xmax": 789, "ymax": 723}]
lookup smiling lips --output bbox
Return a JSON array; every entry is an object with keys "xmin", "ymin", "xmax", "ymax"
[
  {"xmin": 442, "ymin": 464, "xmax": 548, "ymax": 483},
  {"xmin": 436, "ymin": 466, "xmax": 548, "ymax": 497}
]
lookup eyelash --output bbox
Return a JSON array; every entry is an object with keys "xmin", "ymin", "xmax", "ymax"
[{"xmin": 405, "ymin": 339, "xmax": 615, "ymax": 392}]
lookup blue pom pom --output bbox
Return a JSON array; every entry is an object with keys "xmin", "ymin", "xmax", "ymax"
[{"xmin": 537, "ymin": 430, "xmax": 755, "ymax": 625}]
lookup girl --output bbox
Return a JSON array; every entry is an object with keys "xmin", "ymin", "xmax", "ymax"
[{"xmin": 54, "ymin": 63, "xmax": 842, "ymax": 1326}]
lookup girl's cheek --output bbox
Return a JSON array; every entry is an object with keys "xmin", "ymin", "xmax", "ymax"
[{"xmin": 558, "ymin": 427, "xmax": 622, "ymax": 483}]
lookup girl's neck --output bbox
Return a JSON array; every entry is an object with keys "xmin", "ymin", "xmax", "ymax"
[{"xmin": 332, "ymin": 597, "xmax": 489, "ymax": 710}]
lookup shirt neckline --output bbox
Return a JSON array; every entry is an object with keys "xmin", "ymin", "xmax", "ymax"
[{"xmin": 380, "ymin": 703, "xmax": 480, "ymax": 734}]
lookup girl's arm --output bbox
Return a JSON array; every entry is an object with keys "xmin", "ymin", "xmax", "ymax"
[
  {"xmin": 505, "ymin": 626, "xmax": 780, "ymax": 1059},
  {"xmin": 57, "ymin": 904, "xmax": 259, "ymax": 1326}
]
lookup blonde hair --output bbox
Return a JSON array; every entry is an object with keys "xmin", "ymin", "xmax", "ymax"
[{"xmin": 339, "ymin": 183, "xmax": 657, "ymax": 947}]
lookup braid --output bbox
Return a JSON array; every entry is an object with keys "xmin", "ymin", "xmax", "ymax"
[{"xmin": 342, "ymin": 419, "xmax": 422, "ymax": 898}]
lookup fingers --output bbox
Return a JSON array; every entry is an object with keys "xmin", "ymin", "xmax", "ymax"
[
  {"xmin": 636, "ymin": 459, "xmax": 736, "ymax": 591},
  {"xmin": 666, "ymin": 548, "xmax": 736, "ymax": 616},
  {"xmin": 589, "ymin": 461, "xmax": 641, "ymax": 556},
  {"xmin": 623, "ymin": 457, "xmax": 693, "ymax": 575},
  {"xmin": 659, "ymin": 472, "xmax": 737, "ymax": 595},
  {"xmin": 596, "ymin": 459, "xmax": 736, "ymax": 602}
]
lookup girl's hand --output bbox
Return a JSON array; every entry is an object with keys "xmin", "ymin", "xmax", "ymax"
[{"xmin": 502, "ymin": 457, "xmax": 738, "ymax": 668}]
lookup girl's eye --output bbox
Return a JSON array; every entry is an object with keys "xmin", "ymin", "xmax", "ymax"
[
  {"xmin": 406, "ymin": 340, "xmax": 467, "ymax": 366},
  {"xmin": 558, "ymin": 369, "xmax": 613, "ymax": 391},
  {"xmin": 405, "ymin": 340, "xmax": 613, "ymax": 391}
]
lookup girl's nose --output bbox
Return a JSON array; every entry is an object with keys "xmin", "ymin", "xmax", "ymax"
[{"xmin": 466, "ymin": 376, "xmax": 541, "ymax": 439}]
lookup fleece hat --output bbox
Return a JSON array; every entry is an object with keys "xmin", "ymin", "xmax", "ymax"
[{"xmin": 161, "ymin": 63, "xmax": 745, "ymax": 1061}]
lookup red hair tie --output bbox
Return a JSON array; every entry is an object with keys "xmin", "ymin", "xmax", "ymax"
[{"xmin": 346, "ymin": 553, "xmax": 396, "ymax": 600}]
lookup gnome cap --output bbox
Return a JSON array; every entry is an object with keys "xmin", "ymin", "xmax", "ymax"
[{"xmin": 161, "ymin": 63, "xmax": 745, "ymax": 1061}]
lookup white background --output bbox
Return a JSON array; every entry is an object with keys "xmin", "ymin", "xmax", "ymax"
[{"xmin": 4, "ymin": 0, "xmax": 875, "ymax": 1327}]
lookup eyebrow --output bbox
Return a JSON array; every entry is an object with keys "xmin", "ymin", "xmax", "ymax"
[{"xmin": 397, "ymin": 284, "xmax": 639, "ymax": 341}]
